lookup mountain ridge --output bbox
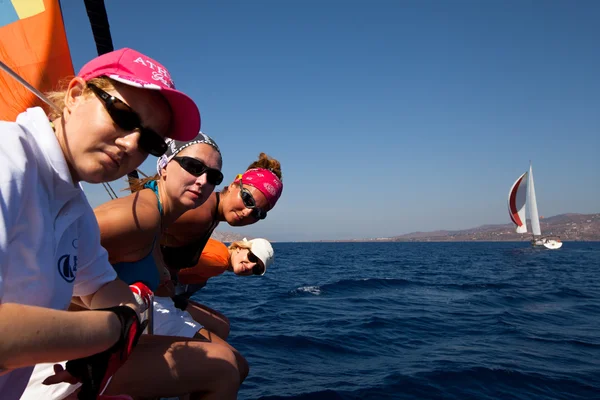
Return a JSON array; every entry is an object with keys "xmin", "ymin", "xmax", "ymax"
[
  {"xmin": 210, "ymin": 213, "xmax": 600, "ymax": 243},
  {"xmin": 322, "ymin": 213, "xmax": 600, "ymax": 242}
]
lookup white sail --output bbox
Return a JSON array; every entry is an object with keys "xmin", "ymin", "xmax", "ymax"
[
  {"xmin": 508, "ymin": 172, "xmax": 528, "ymax": 233},
  {"xmin": 508, "ymin": 162, "xmax": 562, "ymax": 249},
  {"xmin": 527, "ymin": 164, "xmax": 542, "ymax": 236}
]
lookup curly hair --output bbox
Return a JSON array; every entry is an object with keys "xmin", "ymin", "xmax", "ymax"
[
  {"xmin": 246, "ymin": 153, "xmax": 282, "ymax": 180},
  {"xmin": 220, "ymin": 152, "xmax": 283, "ymax": 196}
]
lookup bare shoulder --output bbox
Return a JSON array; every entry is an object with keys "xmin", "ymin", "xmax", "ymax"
[{"xmin": 95, "ymin": 189, "xmax": 162, "ymax": 243}]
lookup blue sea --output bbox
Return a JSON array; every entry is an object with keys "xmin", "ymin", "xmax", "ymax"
[{"xmin": 195, "ymin": 242, "xmax": 600, "ymax": 399}]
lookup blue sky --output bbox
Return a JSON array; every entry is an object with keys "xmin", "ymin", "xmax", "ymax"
[{"xmin": 61, "ymin": 0, "xmax": 599, "ymax": 241}]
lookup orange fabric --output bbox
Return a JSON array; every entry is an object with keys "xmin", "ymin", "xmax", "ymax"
[
  {"xmin": 0, "ymin": 0, "xmax": 74, "ymax": 121},
  {"xmin": 177, "ymin": 239, "xmax": 230, "ymax": 285}
]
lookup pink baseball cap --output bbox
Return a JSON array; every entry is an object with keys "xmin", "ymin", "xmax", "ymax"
[{"xmin": 77, "ymin": 48, "xmax": 200, "ymax": 141}]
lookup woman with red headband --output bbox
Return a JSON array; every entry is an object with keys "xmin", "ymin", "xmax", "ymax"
[{"xmin": 160, "ymin": 152, "xmax": 283, "ymax": 272}]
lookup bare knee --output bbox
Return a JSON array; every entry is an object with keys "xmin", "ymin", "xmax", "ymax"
[
  {"xmin": 183, "ymin": 342, "xmax": 240, "ymax": 393},
  {"xmin": 195, "ymin": 329, "xmax": 248, "ymax": 383},
  {"xmin": 106, "ymin": 336, "xmax": 240, "ymax": 399}
]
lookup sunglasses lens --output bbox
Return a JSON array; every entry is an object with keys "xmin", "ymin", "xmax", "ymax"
[
  {"xmin": 207, "ymin": 170, "xmax": 224, "ymax": 185},
  {"xmin": 108, "ymin": 102, "xmax": 140, "ymax": 131},
  {"xmin": 252, "ymin": 263, "xmax": 265, "ymax": 275},
  {"xmin": 241, "ymin": 190, "xmax": 256, "ymax": 208},
  {"xmin": 248, "ymin": 252, "xmax": 258, "ymax": 263},
  {"xmin": 238, "ymin": 180, "xmax": 267, "ymax": 219},
  {"xmin": 100, "ymin": 93, "xmax": 166, "ymax": 157},
  {"xmin": 248, "ymin": 252, "xmax": 264, "ymax": 275},
  {"xmin": 176, "ymin": 158, "xmax": 222, "ymax": 185},
  {"xmin": 139, "ymin": 130, "xmax": 167, "ymax": 157},
  {"xmin": 179, "ymin": 158, "xmax": 203, "ymax": 176}
]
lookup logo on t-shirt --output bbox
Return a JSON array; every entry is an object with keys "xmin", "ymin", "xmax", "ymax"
[{"xmin": 58, "ymin": 254, "xmax": 78, "ymax": 282}]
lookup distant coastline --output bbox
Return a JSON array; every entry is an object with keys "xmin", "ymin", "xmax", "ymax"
[
  {"xmin": 319, "ymin": 213, "xmax": 600, "ymax": 243},
  {"xmin": 210, "ymin": 231, "xmax": 248, "ymax": 243},
  {"xmin": 212, "ymin": 213, "xmax": 600, "ymax": 243}
]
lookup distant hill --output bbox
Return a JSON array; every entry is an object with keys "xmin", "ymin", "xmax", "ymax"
[
  {"xmin": 327, "ymin": 213, "xmax": 600, "ymax": 242},
  {"xmin": 210, "ymin": 231, "xmax": 249, "ymax": 243}
]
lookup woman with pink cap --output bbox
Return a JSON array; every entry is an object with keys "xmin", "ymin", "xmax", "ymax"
[
  {"xmin": 0, "ymin": 46, "xmax": 206, "ymax": 400},
  {"xmin": 20, "ymin": 134, "xmax": 246, "ymax": 399}
]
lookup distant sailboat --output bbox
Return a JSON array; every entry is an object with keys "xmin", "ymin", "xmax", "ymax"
[{"xmin": 508, "ymin": 163, "xmax": 563, "ymax": 249}]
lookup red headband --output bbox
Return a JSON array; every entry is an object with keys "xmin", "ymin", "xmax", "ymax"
[{"xmin": 234, "ymin": 168, "xmax": 283, "ymax": 208}]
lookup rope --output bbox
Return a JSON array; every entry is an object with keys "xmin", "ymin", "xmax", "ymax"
[{"xmin": 101, "ymin": 182, "xmax": 117, "ymax": 199}]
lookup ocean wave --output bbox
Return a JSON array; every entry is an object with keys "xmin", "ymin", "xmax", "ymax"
[
  {"xmin": 234, "ymin": 333, "xmax": 370, "ymax": 356},
  {"xmin": 525, "ymin": 335, "xmax": 600, "ymax": 349},
  {"xmin": 450, "ymin": 282, "xmax": 515, "ymax": 290},
  {"xmin": 202, "ymin": 242, "xmax": 600, "ymax": 400},
  {"xmin": 288, "ymin": 278, "xmax": 417, "ymax": 297},
  {"xmin": 293, "ymin": 286, "xmax": 323, "ymax": 295},
  {"xmin": 254, "ymin": 366, "xmax": 600, "ymax": 399},
  {"xmin": 551, "ymin": 287, "xmax": 594, "ymax": 299}
]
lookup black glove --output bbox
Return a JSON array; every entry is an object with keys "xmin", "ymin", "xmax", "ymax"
[
  {"xmin": 65, "ymin": 306, "xmax": 146, "ymax": 400},
  {"xmin": 172, "ymin": 294, "xmax": 189, "ymax": 311}
]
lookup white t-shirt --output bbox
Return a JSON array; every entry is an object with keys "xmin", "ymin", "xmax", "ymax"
[{"xmin": 0, "ymin": 108, "xmax": 118, "ymax": 399}]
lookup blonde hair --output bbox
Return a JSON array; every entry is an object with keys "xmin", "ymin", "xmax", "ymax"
[
  {"xmin": 45, "ymin": 76, "xmax": 117, "ymax": 120},
  {"xmin": 228, "ymin": 240, "xmax": 253, "ymax": 251},
  {"xmin": 127, "ymin": 174, "xmax": 160, "ymax": 193}
]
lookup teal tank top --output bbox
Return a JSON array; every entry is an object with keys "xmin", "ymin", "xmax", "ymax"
[{"xmin": 112, "ymin": 181, "xmax": 162, "ymax": 291}]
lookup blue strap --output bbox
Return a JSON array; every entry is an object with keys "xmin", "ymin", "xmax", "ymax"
[{"xmin": 143, "ymin": 180, "xmax": 163, "ymax": 214}]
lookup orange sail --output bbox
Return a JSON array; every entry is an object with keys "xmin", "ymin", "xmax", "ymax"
[{"xmin": 0, "ymin": 0, "xmax": 74, "ymax": 121}]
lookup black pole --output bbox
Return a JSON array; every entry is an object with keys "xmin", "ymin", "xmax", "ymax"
[{"xmin": 82, "ymin": 0, "xmax": 113, "ymax": 55}]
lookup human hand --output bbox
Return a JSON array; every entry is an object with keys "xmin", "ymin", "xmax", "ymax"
[
  {"xmin": 41, "ymin": 363, "xmax": 79, "ymax": 386},
  {"xmin": 62, "ymin": 306, "xmax": 143, "ymax": 399}
]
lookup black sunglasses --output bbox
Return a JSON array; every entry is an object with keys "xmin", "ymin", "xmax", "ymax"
[
  {"xmin": 238, "ymin": 178, "xmax": 267, "ymax": 220},
  {"xmin": 172, "ymin": 156, "xmax": 224, "ymax": 185},
  {"xmin": 87, "ymin": 83, "xmax": 168, "ymax": 157},
  {"xmin": 248, "ymin": 252, "xmax": 265, "ymax": 275}
]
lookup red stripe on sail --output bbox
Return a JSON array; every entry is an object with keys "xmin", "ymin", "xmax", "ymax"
[{"xmin": 509, "ymin": 174, "xmax": 526, "ymax": 227}]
